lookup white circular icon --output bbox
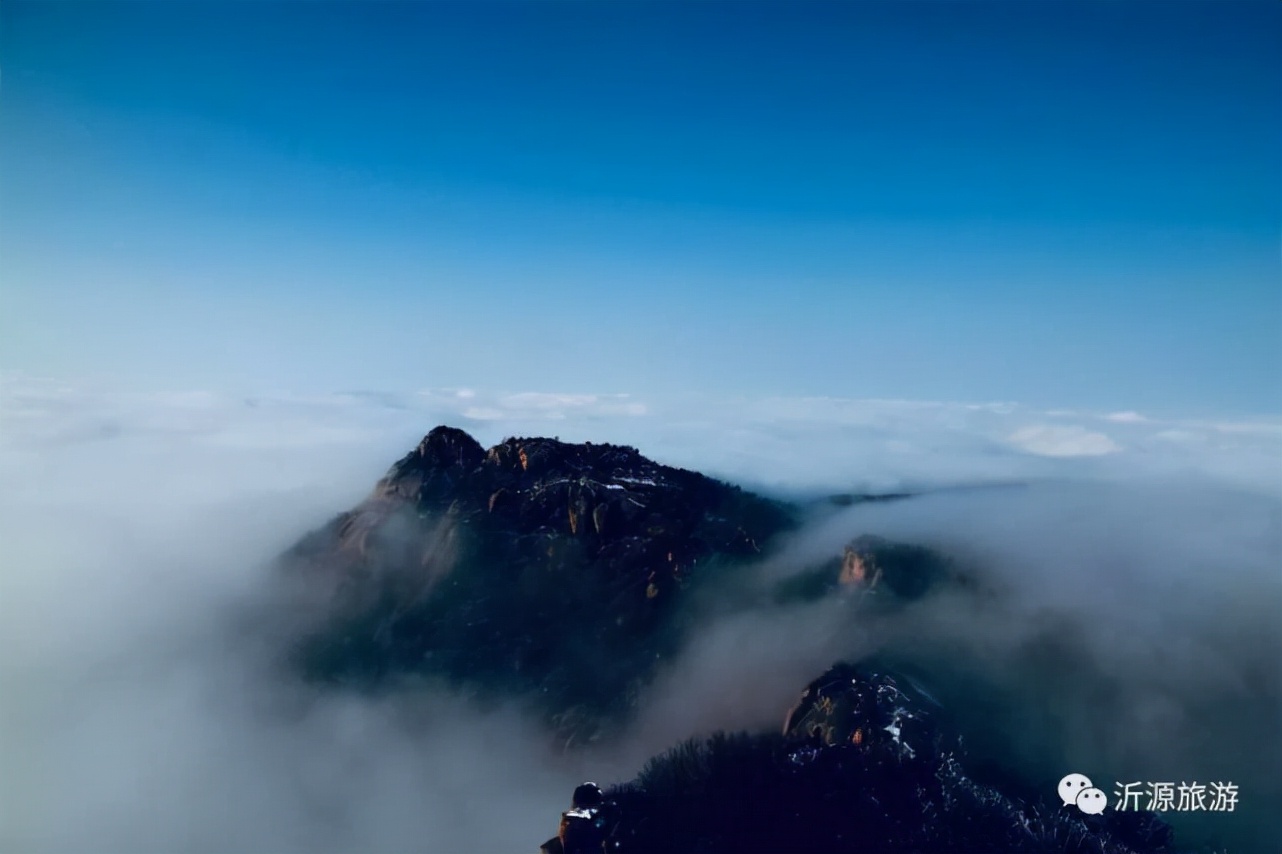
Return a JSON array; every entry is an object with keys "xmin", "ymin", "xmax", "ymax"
[
  {"xmin": 1076, "ymin": 786, "xmax": 1107, "ymax": 815},
  {"xmin": 1058, "ymin": 772, "xmax": 1093, "ymax": 807}
]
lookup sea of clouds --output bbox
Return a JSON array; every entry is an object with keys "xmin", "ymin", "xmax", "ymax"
[{"xmin": 2, "ymin": 372, "xmax": 1279, "ymax": 853}]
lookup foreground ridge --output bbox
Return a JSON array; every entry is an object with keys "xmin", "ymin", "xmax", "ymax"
[{"xmin": 539, "ymin": 663, "xmax": 1179, "ymax": 854}]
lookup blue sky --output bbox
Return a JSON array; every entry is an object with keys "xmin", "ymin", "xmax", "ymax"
[{"xmin": 2, "ymin": 0, "xmax": 1278, "ymax": 416}]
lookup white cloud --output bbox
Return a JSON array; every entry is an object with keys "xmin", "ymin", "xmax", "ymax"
[
  {"xmin": 1007, "ymin": 424, "xmax": 1121, "ymax": 458},
  {"xmin": 1104, "ymin": 410, "xmax": 1148, "ymax": 423},
  {"xmin": 411, "ymin": 389, "xmax": 648, "ymax": 422},
  {"xmin": 461, "ymin": 406, "xmax": 507, "ymax": 421}
]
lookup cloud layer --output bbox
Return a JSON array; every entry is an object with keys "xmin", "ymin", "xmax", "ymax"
[
  {"xmin": 2, "ymin": 373, "xmax": 1279, "ymax": 853},
  {"xmin": 5, "ymin": 373, "xmax": 1280, "ymax": 496}
]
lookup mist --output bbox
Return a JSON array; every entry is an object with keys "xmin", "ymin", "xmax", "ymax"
[
  {"xmin": 623, "ymin": 481, "xmax": 1281, "ymax": 852},
  {"xmin": 1, "ymin": 378, "xmax": 1279, "ymax": 853}
]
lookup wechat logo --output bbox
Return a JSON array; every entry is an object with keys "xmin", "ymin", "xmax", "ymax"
[{"xmin": 1059, "ymin": 773, "xmax": 1107, "ymax": 815}]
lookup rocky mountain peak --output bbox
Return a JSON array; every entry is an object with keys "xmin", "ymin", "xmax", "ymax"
[
  {"xmin": 283, "ymin": 426, "xmax": 797, "ymax": 734},
  {"xmin": 415, "ymin": 425, "xmax": 485, "ymax": 469}
]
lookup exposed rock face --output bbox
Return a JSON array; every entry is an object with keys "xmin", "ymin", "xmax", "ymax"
[
  {"xmin": 771, "ymin": 533, "xmax": 964, "ymax": 606},
  {"xmin": 282, "ymin": 426, "xmax": 796, "ymax": 737},
  {"xmin": 782, "ymin": 662, "xmax": 947, "ymax": 757},
  {"xmin": 838, "ymin": 534, "xmax": 960, "ymax": 598},
  {"xmin": 540, "ymin": 663, "xmax": 1179, "ymax": 854}
]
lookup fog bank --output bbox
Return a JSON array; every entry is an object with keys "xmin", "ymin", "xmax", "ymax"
[{"xmin": 2, "ymin": 378, "xmax": 1278, "ymax": 852}]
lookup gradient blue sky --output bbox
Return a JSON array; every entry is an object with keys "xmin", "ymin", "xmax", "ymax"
[{"xmin": 2, "ymin": 0, "xmax": 1278, "ymax": 416}]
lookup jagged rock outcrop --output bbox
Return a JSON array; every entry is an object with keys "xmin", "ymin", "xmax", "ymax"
[
  {"xmin": 782, "ymin": 662, "xmax": 949, "ymax": 757},
  {"xmin": 771, "ymin": 533, "xmax": 967, "ymax": 605},
  {"xmin": 282, "ymin": 426, "xmax": 797, "ymax": 738},
  {"xmin": 539, "ymin": 663, "xmax": 1179, "ymax": 854}
]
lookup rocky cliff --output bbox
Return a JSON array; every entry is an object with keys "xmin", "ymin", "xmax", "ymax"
[{"xmin": 283, "ymin": 426, "xmax": 797, "ymax": 739}]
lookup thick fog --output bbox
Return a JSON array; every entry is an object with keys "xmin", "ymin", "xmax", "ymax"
[
  {"xmin": 624, "ymin": 482, "xmax": 1282, "ymax": 853},
  {"xmin": 2, "ymin": 377, "xmax": 1279, "ymax": 853}
]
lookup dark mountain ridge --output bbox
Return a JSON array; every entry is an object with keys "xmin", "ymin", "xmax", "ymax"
[
  {"xmin": 281, "ymin": 427, "xmax": 969, "ymax": 734},
  {"xmin": 283, "ymin": 426, "xmax": 799, "ymax": 737},
  {"xmin": 278, "ymin": 427, "xmax": 1186, "ymax": 854},
  {"xmin": 539, "ymin": 664, "xmax": 1176, "ymax": 854}
]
